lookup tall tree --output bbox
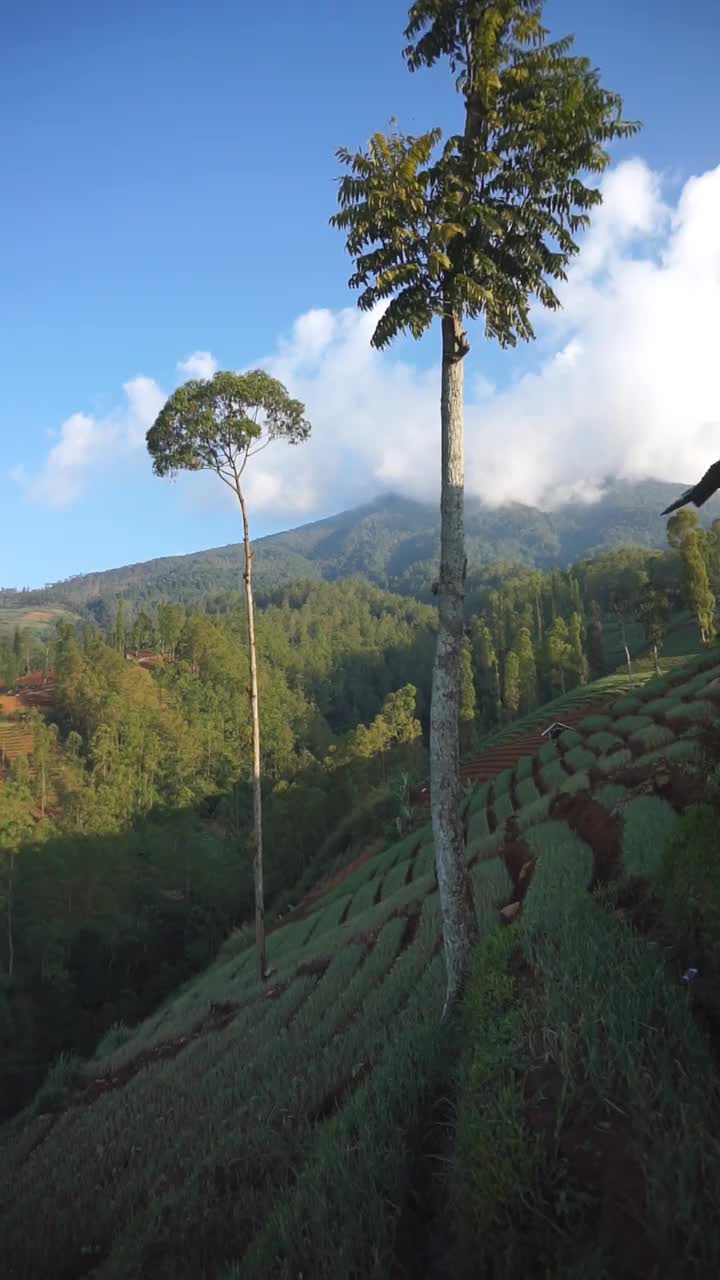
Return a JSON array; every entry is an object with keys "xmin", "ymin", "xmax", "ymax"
[
  {"xmin": 666, "ymin": 511, "xmax": 716, "ymax": 644},
  {"xmin": 331, "ymin": 0, "xmax": 636, "ymax": 1010},
  {"xmin": 637, "ymin": 585, "xmax": 670, "ymax": 675},
  {"xmin": 146, "ymin": 371, "xmax": 310, "ymax": 980},
  {"xmin": 516, "ymin": 626, "xmax": 537, "ymax": 713}
]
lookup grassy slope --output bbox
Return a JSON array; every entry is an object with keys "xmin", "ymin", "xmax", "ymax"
[
  {"xmin": 3, "ymin": 650, "xmax": 720, "ymax": 1278},
  {"xmin": 0, "ymin": 604, "xmax": 79, "ymax": 642}
]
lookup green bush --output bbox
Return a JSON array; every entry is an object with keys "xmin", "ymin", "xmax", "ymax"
[
  {"xmin": 558, "ymin": 729, "xmax": 583, "ymax": 749},
  {"xmin": 539, "ymin": 760, "xmax": 567, "ymax": 792},
  {"xmin": 586, "ymin": 730, "xmax": 624, "ymax": 753},
  {"xmin": 596, "ymin": 748, "xmax": 632, "ymax": 775},
  {"xmin": 665, "ymin": 699, "xmax": 715, "ymax": 724},
  {"xmin": 610, "ymin": 693, "xmax": 642, "ymax": 714},
  {"xmin": 515, "ymin": 794, "xmax": 552, "ymax": 832},
  {"xmin": 559, "ymin": 770, "xmax": 590, "ymax": 796},
  {"xmin": 577, "ymin": 713, "xmax": 612, "ymax": 732},
  {"xmin": 628, "ymin": 724, "xmax": 674, "ymax": 752},
  {"xmin": 467, "ymin": 807, "xmax": 491, "ymax": 846},
  {"xmin": 493, "ymin": 792, "xmax": 514, "ymax": 825},
  {"xmin": 515, "ymin": 777, "xmax": 540, "ymax": 808},
  {"xmin": 614, "ymin": 714, "xmax": 654, "ymax": 735},
  {"xmin": 621, "ymin": 795, "xmax": 680, "ymax": 879},
  {"xmin": 467, "ymin": 783, "xmax": 491, "ymax": 816},
  {"xmin": 515, "ymin": 756, "xmax": 534, "ymax": 781},
  {"xmin": 538, "ymin": 741, "xmax": 560, "ymax": 765},
  {"xmin": 593, "ymin": 783, "xmax": 628, "ymax": 811},
  {"xmin": 493, "ymin": 768, "xmax": 514, "ymax": 797},
  {"xmin": 643, "ymin": 695, "xmax": 680, "ymax": 716},
  {"xmin": 564, "ymin": 745, "xmax": 596, "ymax": 772}
]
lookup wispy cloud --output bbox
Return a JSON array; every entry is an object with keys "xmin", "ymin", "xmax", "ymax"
[
  {"xmin": 19, "ymin": 159, "xmax": 720, "ymax": 519},
  {"xmin": 177, "ymin": 350, "xmax": 218, "ymax": 380}
]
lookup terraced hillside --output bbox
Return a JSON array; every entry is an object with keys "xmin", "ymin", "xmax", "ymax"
[{"xmin": 3, "ymin": 651, "xmax": 720, "ymax": 1278}]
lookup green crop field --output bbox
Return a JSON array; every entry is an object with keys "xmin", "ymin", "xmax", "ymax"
[{"xmin": 3, "ymin": 646, "xmax": 720, "ymax": 1278}]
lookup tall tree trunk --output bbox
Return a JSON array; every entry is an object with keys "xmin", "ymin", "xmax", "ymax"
[
  {"xmin": 430, "ymin": 310, "xmax": 478, "ymax": 1016},
  {"xmin": 238, "ymin": 491, "xmax": 266, "ymax": 981},
  {"xmin": 653, "ymin": 643, "xmax": 660, "ymax": 677}
]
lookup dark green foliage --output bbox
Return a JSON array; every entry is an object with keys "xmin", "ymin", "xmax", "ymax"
[{"xmin": 659, "ymin": 805, "xmax": 720, "ymax": 968}]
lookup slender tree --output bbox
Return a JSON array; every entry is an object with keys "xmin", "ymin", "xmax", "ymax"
[
  {"xmin": 147, "ymin": 371, "xmax": 311, "ymax": 979},
  {"xmin": 332, "ymin": 0, "xmax": 637, "ymax": 1008},
  {"xmin": 637, "ymin": 585, "xmax": 670, "ymax": 675}
]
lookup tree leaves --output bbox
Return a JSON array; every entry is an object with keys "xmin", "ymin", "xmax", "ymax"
[
  {"xmin": 331, "ymin": 0, "xmax": 639, "ymax": 352},
  {"xmin": 146, "ymin": 371, "xmax": 311, "ymax": 491}
]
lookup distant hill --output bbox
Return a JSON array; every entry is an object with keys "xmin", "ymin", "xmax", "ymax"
[{"xmin": 2, "ymin": 479, "xmax": 717, "ymax": 619}]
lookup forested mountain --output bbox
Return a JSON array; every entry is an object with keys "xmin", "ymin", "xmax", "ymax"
[{"xmin": 3, "ymin": 479, "xmax": 718, "ymax": 618}]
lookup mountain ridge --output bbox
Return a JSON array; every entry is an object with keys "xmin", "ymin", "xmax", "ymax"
[{"xmin": 3, "ymin": 479, "xmax": 717, "ymax": 615}]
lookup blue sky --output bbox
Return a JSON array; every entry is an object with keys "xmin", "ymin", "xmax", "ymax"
[{"xmin": 2, "ymin": 0, "xmax": 719, "ymax": 588}]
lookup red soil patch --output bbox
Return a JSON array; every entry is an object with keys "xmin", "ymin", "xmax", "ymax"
[
  {"xmin": 416, "ymin": 699, "xmax": 613, "ymax": 807},
  {"xmin": 502, "ymin": 840, "xmax": 536, "ymax": 902},
  {"xmin": 550, "ymin": 791, "xmax": 624, "ymax": 886},
  {"xmin": 613, "ymin": 763, "xmax": 705, "ymax": 811},
  {"xmin": 524, "ymin": 1064, "xmax": 657, "ymax": 1277}
]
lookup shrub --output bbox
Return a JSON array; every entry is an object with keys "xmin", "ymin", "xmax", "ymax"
[
  {"xmin": 467, "ymin": 807, "xmax": 491, "ymax": 846},
  {"xmin": 515, "ymin": 777, "xmax": 540, "ymax": 808},
  {"xmin": 559, "ymin": 771, "xmax": 590, "ymax": 796},
  {"xmin": 577, "ymin": 714, "xmax": 612, "ymax": 732},
  {"xmin": 538, "ymin": 742, "xmax": 560, "ymax": 765},
  {"xmin": 593, "ymin": 783, "xmax": 628, "ymax": 811},
  {"xmin": 515, "ymin": 756, "xmax": 534, "ymax": 781},
  {"xmin": 539, "ymin": 760, "xmax": 567, "ymax": 793},
  {"xmin": 664, "ymin": 700, "xmax": 715, "ymax": 724},
  {"xmin": 614, "ymin": 714, "xmax": 654, "ymax": 735},
  {"xmin": 610, "ymin": 693, "xmax": 642, "ymax": 714},
  {"xmin": 493, "ymin": 792, "xmax": 514, "ymax": 825},
  {"xmin": 515, "ymin": 794, "xmax": 552, "ymax": 832},
  {"xmin": 467, "ymin": 826, "xmax": 507, "ymax": 864},
  {"xmin": 493, "ymin": 768, "xmax": 514, "ymax": 797},
  {"xmin": 564, "ymin": 745, "xmax": 596, "ymax": 773},
  {"xmin": 558, "ymin": 729, "xmax": 583, "ymax": 749},
  {"xmin": 629, "ymin": 724, "xmax": 674, "ymax": 752},
  {"xmin": 586, "ymin": 730, "xmax": 624, "ymax": 754},
  {"xmin": 643, "ymin": 696, "xmax": 680, "ymax": 716},
  {"xmin": 596, "ymin": 748, "xmax": 632, "ymax": 775},
  {"xmin": 622, "ymin": 795, "xmax": 680, "ymax": 879},
  {"xmin": 633, "ymin": 740, "xmax": 701, "ymax": 769},
  {"xmin": 467, "ymin": 783, "xmax": 491, "ymax": 816}
]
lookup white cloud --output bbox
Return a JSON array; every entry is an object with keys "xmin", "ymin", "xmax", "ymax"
[
  {"xmin": 177, "ymin": 350, "xmax": 218, "ymax": 380},
  {"xmin": 24, "ymin": 377, "xmax": 166, "ymax": 508},
  {"xmin": 20, "ymin": 158, "xmax": 720, "ymax": 521}
]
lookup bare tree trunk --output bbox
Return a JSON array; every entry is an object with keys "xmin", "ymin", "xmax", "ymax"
[
  {"xmin": 430, "ymin": 310, "xmax": 478, "ymax": 1016},
  {"xmin": 653, "ymin": 643, "xmax": 661, "ymax": 677},
  {"xmin": 238, "ymin": 491, "xmax": 266, "ymax": 981}
]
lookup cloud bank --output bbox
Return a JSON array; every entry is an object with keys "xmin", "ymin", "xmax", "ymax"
[{"xmin": 20, "ymin": 158, "xmax": 720, "ymax": 517}]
